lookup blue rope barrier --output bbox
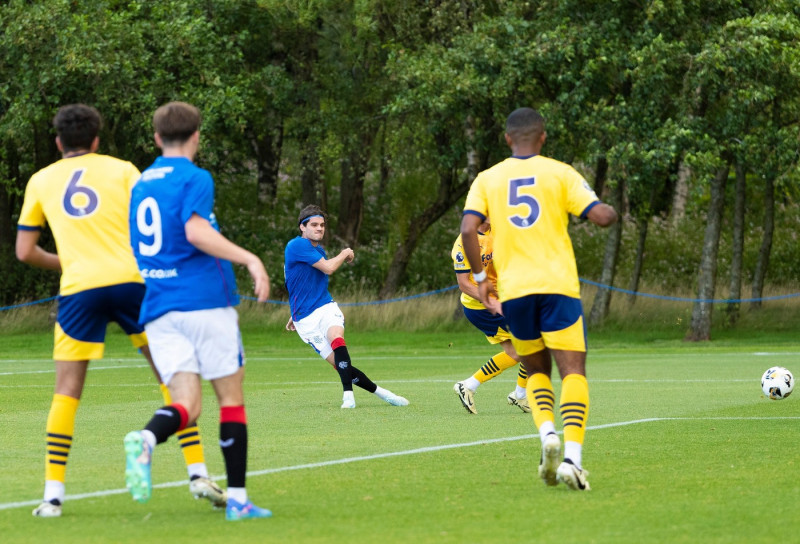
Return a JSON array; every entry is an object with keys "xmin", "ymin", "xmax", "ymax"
[
  {"xmin": 0, "ymin": 296, "xmax": 58, "ymax": 312},
  {"xmin": 3, "ymin": 280, "xmax": 799, "ymax": 313},
  {"xmin": 578, "ymin": 278, "xmax": 800, "ymax": 304}
]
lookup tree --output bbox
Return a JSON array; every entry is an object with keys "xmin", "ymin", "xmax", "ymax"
[{"xmin": 684, "ymin": 9, "xmax": 800, "ymax": 340}]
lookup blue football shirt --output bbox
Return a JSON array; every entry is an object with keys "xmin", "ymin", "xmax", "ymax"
[
  {"xmin": 130, "ymin": 156, "xmax": 239, "ymax": 324},
  {"xmin": 284, "ymin": 236, "xmax": 333, "ymax": 321}
]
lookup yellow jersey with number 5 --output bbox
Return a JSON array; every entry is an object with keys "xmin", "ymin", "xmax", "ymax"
[
  {"xmin": 17, "ymin": 153, "xmax": 143, "ymax": 295},
  {"xmin": 463, "ymin": 154, "xmax": 599, "ymax": 301}
]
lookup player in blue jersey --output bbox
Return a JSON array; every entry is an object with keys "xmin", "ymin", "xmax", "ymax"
[
  {"xmin": 15, "ymin": 104, "xmax": 221, "ymax": 517},
  {"xmin": 461, "ymin": 107, "xmax": 617, "ymax": 491},
  {"xmin": 284, "ymin": 205, "xmax": 409, "ymax": 409},
  {"xmin": 124, "ymin": 101, "xmax": 272, "ymax": 521}
]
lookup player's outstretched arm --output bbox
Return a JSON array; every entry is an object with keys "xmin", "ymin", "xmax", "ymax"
[
  {"xmin": 15, "ymin": 230, "xmax": 61, "ymax": 271},
  {"xmin": 185, "ymin": 214, "xmax": 270, "ymax": 302},
  {"xmin": 312, "ymin": 247, "xmax": 354, "ymax": 275}
]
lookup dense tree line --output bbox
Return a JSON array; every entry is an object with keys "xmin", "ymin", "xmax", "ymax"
[{"xmin": 1, "ymin": 0, "xmax": 799, "ymax": 340}]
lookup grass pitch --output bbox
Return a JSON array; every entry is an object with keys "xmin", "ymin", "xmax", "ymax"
[{"xmin": 0, "ymin": 326, "xmax": 798, "ymax": 543}]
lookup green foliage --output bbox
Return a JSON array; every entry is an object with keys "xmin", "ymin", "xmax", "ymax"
[{"xmin": 2, "ymin": 0, "xmax": 800, "ymax": 315}]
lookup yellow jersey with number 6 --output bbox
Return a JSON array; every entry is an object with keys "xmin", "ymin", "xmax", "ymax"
[
  {"xmin": 463, "ymin": 154, "xmax": 599, "ymax": 301},
  {"xmin": 17, "ymin": 153, "xmax": 143, "ymax": 295}
]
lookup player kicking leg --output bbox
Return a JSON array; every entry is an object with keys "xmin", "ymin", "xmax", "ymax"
[
  {"xmin": 288, "ymin": 303, "xmax": 408, "ymax": 409},
  {"xmin": 453, "ymin": 307, "xmax": 532, "ymax": 414}
]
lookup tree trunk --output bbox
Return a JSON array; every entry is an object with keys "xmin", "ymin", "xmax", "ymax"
[
  {"xmin": 725, "ymin": 159, "xmax": 746, "ymax": 324},
  {"xmin": 379, "ymin": 170, "xmax": 470, "ymax": 298},
  {"xmin": 588, "ymin": 176, "xmax": 623, "ymax": 325},
  {"xmin": 670, "ymin": 160, "xmax": 691, "ymax": 226},
  {"xmin": 0, "ymin": 144, "xmax": 24, "ymax": 304},
  {"xmin": 627, "ymin": 215, "xmax": 648, "ymax": 306},
  {"xmin": 300, "ymin": 143, "xmax": 322, "ymax": 207},
  {"xmin": 750, "ymin": 174, "xmax": 775, "ymax": 309},
  {"xmin": 686, "ymin": 161, "xmax": 731, "ymax": 341},
  {"xmin": 250, "ymin": 121, "xmax": 284, "ymax": 204},
  {"xmin": 592, "ymin": 156, "xmax": 608, "ymax": 198},
  {"xmin": 0, "ymin": 176, "xmax": 15, "ymax": 305},
  {"xmin": 336, "ymin": 133, "xmax": 373, "ymax": 248}
]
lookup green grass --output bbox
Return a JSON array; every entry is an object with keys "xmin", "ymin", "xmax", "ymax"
[{"xmin": 1, "ymin": 326, "xmax": 799, "ymax": 543}]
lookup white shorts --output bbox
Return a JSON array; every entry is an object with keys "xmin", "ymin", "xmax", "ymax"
[
  {"xmin": 145, "ymin": 306, "xmax": 244, "ymax": 385},
  {"xmin": 293, "ymin": 302, "xmax": 345, "ymax": 360}
]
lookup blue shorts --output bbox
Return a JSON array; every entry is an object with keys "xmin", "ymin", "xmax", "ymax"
[
  {"xmin": 501, "ymin": 294, "xmax": 586, "ymax": 355},
  {"xmin": 55, "ymin": 282, "xmax": 147, "ymax": 360},
  {"xmin": 462, "ymin": 306, "xmax": 511, "ymax": 344}
]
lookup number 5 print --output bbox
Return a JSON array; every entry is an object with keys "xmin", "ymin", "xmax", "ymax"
[{"xmin": 508, "ymin": 177, "xmax": 540, "ymax": 228}]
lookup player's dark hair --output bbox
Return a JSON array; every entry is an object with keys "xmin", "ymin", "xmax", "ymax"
[
  {"xmin": 153, "ymin": 101, "xmax": 201, "ymax": 145},
  {"xmin": 505, "ymin": 107, "xmax": 545, "ymax": 144},
  {"xmin": 298, "ymin": 204, "xmax": 327, "ymax": 227},
  {"xmin": 53, "ymin": 104, "xmax": 102, "ymax": 152}
]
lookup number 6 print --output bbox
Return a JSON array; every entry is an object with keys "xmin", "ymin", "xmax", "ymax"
[
  {"xmin": 62, "ymin": 169, "xmax": 99, "ymax": 217},
  {"xmin": 508, "ymin": 177, "xmax": 540, "ymax": 228}
]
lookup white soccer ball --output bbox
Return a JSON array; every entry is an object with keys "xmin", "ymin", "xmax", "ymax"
[{"xmin": 761, "ymin": 366, "xmax": 794, "ymax": 400}]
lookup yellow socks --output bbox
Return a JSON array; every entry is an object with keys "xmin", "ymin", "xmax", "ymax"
[
  {"xmin": 473, "ymin": 351, "xmax": 518, "ymax": 384},
  {"xmin": 560, "ymin": 373, "xmax": 590, "ymax": 446},
  {"xmin": 527, "ymin": 373, "xmax": 555, "ymax": 431},
  {"xmin": 45, "ymin": 394, "xmax": 79, "ymax": 484},
  {"xmin": 160, "ymin": 383, "xmax": 207, "ymax": 477}
]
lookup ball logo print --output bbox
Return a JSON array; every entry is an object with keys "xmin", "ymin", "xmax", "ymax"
[{"xmin": 761, "ymin": 367, "xmax": 794, "ymax": 400}]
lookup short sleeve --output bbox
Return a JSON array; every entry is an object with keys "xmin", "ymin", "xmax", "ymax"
[
  {"xmin": 17, "ymin": 176, "xmax": 45, "ymax": 230},
  {"xmin": 286, "ymin": 238, "xmax": 323, "ymax": 266},
  {"xmin": 463, "ymin": 173, "xmax": 488, "ymax": 221},
  {"xmin": 181, "ymin": 170, "xmax": 215, "ymax": 225},
  {"xmin": 451, "ymin": 235, "xmax": 471, "ymax": 272},
  {"xmin": 564, "ymin": 166, "xmax": 599, "ymax": 218}
]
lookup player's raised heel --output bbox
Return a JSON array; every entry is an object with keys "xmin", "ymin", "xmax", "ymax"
[
  {"xmin": 507, "ymin": 391, "xmax": 531, "ymax": 413},
  {"xmin": 225, "ymin": 499, "xmax": 273, "ymax": 521},
  {"xmin": 32, "ymin": 499, "xmax": 62, "ymax": 518},
  {"xmin": 556, "ymin": 459, "xmax": 591, "ymax": 491},
  {"xmin": 124, "ymin": 431, "xmax": 152, "ymax": 503},
  {"xmin": 538, "ymin": 432, "xmax": 561, "ymax": 486},
  {"xmin": 383, "ymin": 393, "xmax": 409, "ymax": 406},
  {"xmin": 190, "ymin": 476, "xmax": 227, "ymax": 508},
  {"xmin": 454, "ymin": 381, "xmax": 477, "ymax": 414}
]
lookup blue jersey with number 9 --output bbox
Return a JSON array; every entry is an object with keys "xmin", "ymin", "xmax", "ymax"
[
  {"xmin": 463, "ymin": 154, "xmax": 599, "ymax": 301},
  {"xmin": 130, "ymin": 156, "xmax": 238, "ymax": 324}
]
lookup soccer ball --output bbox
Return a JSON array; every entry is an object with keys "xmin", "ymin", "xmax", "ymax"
[{"xmin": 761, "ymin": 366, "xmax": 794, "ymax": 400}]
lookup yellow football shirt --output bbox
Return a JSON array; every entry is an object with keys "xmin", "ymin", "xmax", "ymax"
[
  {"xmin": 17, "ymin": 153, "xmax": 143, "ymax": 295},
  {"xmin": 451, "ymin": 230, "xmax": 497, "ymax": 310},
  {"xmin": 463, "ymin": 155, "xmax": 599, "ymax": 301}
]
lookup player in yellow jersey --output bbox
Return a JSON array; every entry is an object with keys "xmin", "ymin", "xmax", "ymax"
[
  {"xmin": 451, "ymin": 218, "xmax": 533, "ymax": 414},
  {"xmin": 461, "ymin": 107, "xmax": 617, "ymax": 491},
  {"xmin": 15, "ymin": 104, "xmax": 223, "ymax": 517}
]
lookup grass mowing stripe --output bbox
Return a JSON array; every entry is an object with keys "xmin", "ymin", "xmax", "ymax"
[{"xmin": 4, "ymin": 415, "xmax": 796, "ymax": 513}]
